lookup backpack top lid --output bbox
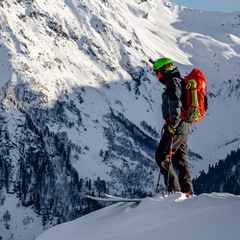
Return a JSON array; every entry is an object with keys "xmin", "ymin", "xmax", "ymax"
[
  {"xmin": 185, "ymin": 68, "xmax": 206, "ymax": 82},
  {"xmin": 153, "ymin": 58, "xmax": 174, "ymax": 71}
]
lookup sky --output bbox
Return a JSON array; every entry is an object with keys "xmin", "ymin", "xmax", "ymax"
[
  {"xmin": 36, "ymin": 193, "xmax": 240, "ymax": 240},
  {"xmin": 173, "ymin": 0, "xmax": 240, "ymax": 12}
]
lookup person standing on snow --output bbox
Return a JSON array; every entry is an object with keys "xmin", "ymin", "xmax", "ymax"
[{"xmin": 152, "ymin": 57, "xmax": 193, "ymax": 197}]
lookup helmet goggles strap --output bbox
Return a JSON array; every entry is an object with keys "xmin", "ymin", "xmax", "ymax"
[{"xmin": 154, "ymin": 62, "xmax": 174, "ymax": 79}]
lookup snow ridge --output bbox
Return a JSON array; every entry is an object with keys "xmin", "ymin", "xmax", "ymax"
[{"xmin": 36, "ymin": 193, "xmax": 240, "ymax": 240}]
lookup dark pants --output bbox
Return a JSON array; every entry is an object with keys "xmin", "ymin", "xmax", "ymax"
[{"xmin": 155, "ymin": 131, "xmax": 193, "ymax": 193}]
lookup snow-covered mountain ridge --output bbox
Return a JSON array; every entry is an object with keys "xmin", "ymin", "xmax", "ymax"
[
  {"xmin": 0, "ymin": 0, "xmax": 240, "ymax": 239},
  {"xmin": 35, "ymin": 193, "xmax": 240, "ymax": 240}
]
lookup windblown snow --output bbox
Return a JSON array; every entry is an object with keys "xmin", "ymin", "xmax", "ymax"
[{"xmin": 36, "ymin": 193, "xmax": 240, "ymax": 240}]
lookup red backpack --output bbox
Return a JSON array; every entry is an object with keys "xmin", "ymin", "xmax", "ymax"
[{"xmin": 181, "ymin": 68, "xmax": 208, "ymax": 123}]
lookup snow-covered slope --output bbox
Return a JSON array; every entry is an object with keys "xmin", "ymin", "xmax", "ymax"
[
  {"xmin": 36, "ymin": 193, "xmax": 240, "ymax": 240},
  {"xmin": 0, "ymin": 0, "xmax": 240, "ymax": 239}
]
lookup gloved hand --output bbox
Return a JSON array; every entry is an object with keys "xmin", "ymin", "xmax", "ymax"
[{"xmin": 168, "ymin": 124, "xmax": 176, "ymax": 135}]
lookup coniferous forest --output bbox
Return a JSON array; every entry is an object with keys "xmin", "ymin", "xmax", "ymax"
[{"xmin": 193, "ymin": 149, "xmax": 240, "ymax": 195}]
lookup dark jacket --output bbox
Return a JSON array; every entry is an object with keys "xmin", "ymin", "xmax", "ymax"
[{"xmin": 161, "ymin": 68, "xmax": 191, "ymax": 135}]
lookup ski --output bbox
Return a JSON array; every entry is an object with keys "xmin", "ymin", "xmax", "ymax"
[
  {"xmin": 86, "ymin": 194, "xmax": 142, "ymax": 203},
  {"xmin": 104, "ymin": 193, "xmax": 123, "ymax": 199}
]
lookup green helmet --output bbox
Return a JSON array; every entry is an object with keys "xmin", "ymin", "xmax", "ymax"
[{"xmin": 153, "ymin": 58, "xmax": 174, "ymax": 71}]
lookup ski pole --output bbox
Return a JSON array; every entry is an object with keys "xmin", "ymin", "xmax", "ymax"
[
  {"xmin": 166, "ymin": 135, "xmax": 174, "ymax": 193},
  {"xmin": 155, "ymin": 126, "xmax": 165, "ymax": 194},
  {"xmin": 155, "ymin": 170, "xmax": 161, "ymax": 194},
  {"xmin": 155, "ymin": 125, "xmax": 169, "ymax": 194}
]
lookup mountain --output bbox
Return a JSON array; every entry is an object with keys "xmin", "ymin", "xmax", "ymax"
[{"xmin": 0, "ymin": 0, "xmax": 239, "ymax": 239}]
